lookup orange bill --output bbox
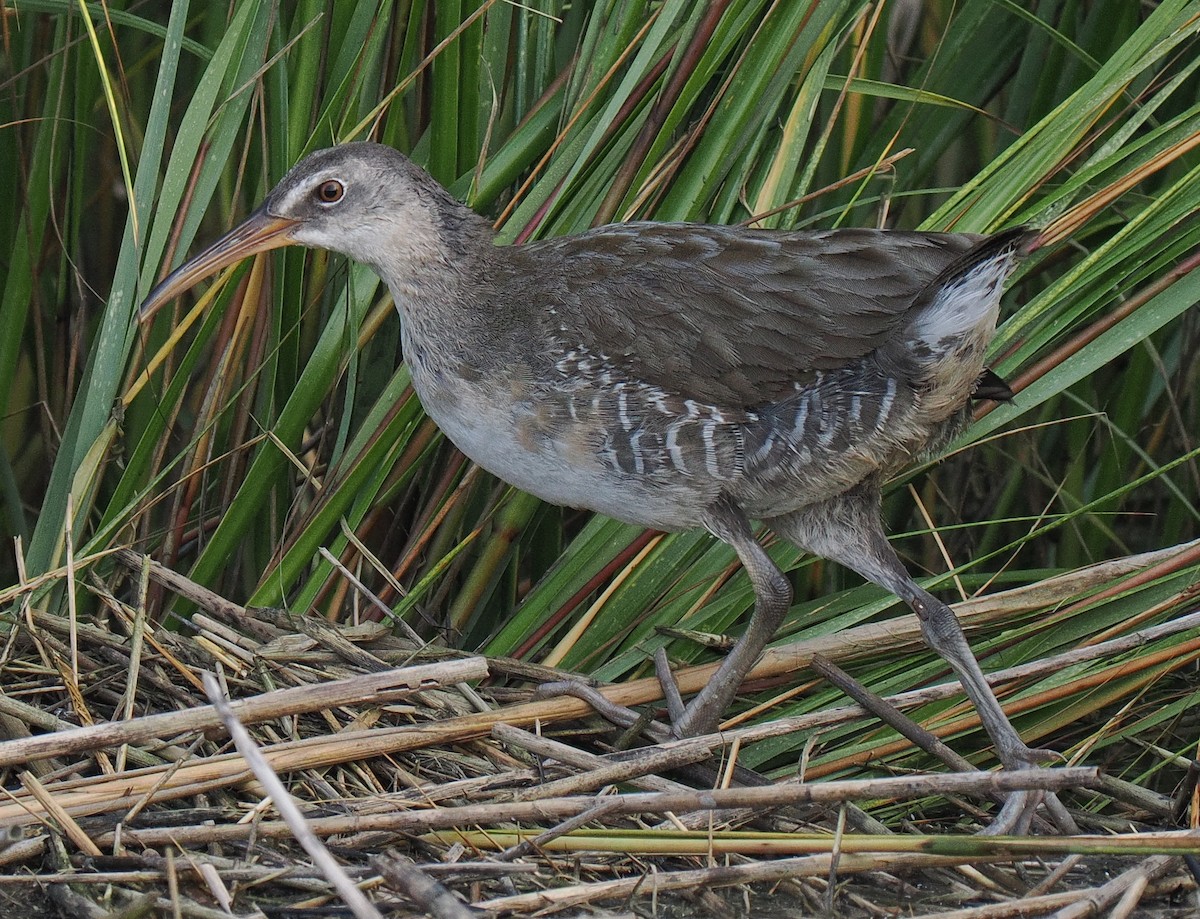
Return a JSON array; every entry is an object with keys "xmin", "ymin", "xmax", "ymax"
[{"xmin": 138, "ymin": 208, "xmax": 299, "ymax": 321}]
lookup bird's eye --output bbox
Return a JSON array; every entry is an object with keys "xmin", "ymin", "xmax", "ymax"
[{"xmin": 316, "ymin": 180, "xmax": 344, "ymax": 204}]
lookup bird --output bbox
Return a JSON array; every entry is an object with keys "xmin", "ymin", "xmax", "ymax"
[{"xmin": 140, "ymin": 142, "xmax": 1048, "ymax": 831}]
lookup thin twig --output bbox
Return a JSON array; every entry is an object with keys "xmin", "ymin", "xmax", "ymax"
[{"xmin": 201, "ymin": 671, "xmax": 383, "ymax": 919}]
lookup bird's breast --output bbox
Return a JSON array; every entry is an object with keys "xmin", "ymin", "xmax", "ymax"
[{"xmin": 410, "ymin": 366, "xmax": 709, "ymax": 529}]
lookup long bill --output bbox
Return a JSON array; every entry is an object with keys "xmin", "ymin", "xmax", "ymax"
[{"xmin": 138, "ymin": 208, "xmax": 299, "ymax": 321}]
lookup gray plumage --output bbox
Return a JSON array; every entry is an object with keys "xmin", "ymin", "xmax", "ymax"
[{"xmin": 142, "ymin": 142, "xmax": 1050, "ymax": 833}]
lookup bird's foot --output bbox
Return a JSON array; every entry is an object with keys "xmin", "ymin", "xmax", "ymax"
[
  {"xmin": 529, "ymin": 652, "xmax": 732, "ymax": 742},
  {"xmin": 531, "ymin": 679, "xmax": 673, "ymax": 742},
  {"xmin": 998, "ymin": 738, "xmax": 1061, "ymax": 770},
  {"xmin": 653, "ymin": 648, "xmax": 688, "ymax": 729},
  {"xmin": 652, "ymin": 648, "xmax": 734, "ymax": 739},
  {"xmin": 983, "ymin": 788, "xmax": 1042, "ymax": 835},
  {"xmin": 981, "ymin": 745, "xmax": 1073, "ymax": 836}
]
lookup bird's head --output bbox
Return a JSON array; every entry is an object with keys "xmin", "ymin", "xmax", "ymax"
[{"xmin": 140, "ymin": 142, "xmax": 481, "ymax": 321}]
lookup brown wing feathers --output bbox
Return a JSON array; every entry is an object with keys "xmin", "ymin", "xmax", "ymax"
[{"xmin": 524, "ymin": 225, "xmax": 1000, "ymax": 408}]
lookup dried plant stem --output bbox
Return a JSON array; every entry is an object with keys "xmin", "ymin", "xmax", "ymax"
[
  {"xmin": 1047, "ymin": 843, "xmax": 1196, "ymax": 919},
  {"xmin": 492, "ymin": 723, "xmax": 696, "ymax": 794},
  {"xmin": 0, "ymin": 657, "xmax": 486, "ymax": 768},
  {"xmin": 371, "ymin": 854, "xmax": 479, "ymax": 919},
  {"xmin": 476, "ymin": 851, "xmax": 1015, "ymax": 914},
  {"xmin": 202, "ymin": 672, "xmax": 383, "ymax": 919},
  {"xmin": 105, "ymin": 768, "xmax": 1098, "ymax": 850}
]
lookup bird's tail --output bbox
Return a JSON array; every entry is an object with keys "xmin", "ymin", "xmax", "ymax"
[
  {"xmin": 892, "ymin": 227, "xmax": 1035, "ymax": 424},
  {"xmin": 905, "ymin": 227, "xmax": 1034, "ymax": 353}
]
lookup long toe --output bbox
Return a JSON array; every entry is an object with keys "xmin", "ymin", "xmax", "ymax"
[
  {"xmin": 999, "ymin": 742, "xmax": 1061, "ymax": 772},
  {"xmin": 534, "ymin": 678, "xmax": 670, "ymax": 741},
  {"xmin": 981, "ymin": 746, "xmax": 1063, "ymax": 835},
  {"xmin": 981, "ymin": 788, "xmax": 1043, "ymax": 836}
]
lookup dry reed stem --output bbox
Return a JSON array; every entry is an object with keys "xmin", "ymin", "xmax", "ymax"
[
  {"xmin": 99, "ymin": 768, "xmax": 1098, "ymax": 849},
  {"xmin": 0, "ymin": 596, "xmax": 1193, "ymax": 835},
  {"xmin": 0, "ymin": 657, "xmax": 487, "ymax": 768},
  {"xmin": 202, "ymin": 672, "xmax": 384, "ymax": 919},
  {"xmin": 0, "ymin": 544, "xmax": 1191, "ymax": 916}
]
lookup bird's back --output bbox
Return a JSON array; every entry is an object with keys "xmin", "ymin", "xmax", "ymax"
[{"xmin": 514, "ymin": 224, "xmax": 983, "ymax": 407}]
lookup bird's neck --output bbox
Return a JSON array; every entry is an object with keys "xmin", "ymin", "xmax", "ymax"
[{"xmin": 376, "ymin": 213, "xmax": 533, "ymax": 383}]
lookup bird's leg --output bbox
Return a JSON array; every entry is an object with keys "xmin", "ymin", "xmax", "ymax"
[
  {"xmin": 888, "ymin": 579, "xmax": 1054, "ymax": 835},
  {"xmin": 671, "ymin": 495, "xmax": 793, "ymax": 738},
  {"xmin": 769, "ymin": 486, "xmax": 1054, "ymax": 834}
]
